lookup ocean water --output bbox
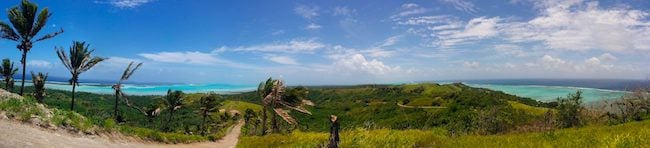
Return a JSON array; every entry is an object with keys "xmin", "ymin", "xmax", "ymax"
[
  {"xmin": 466, "ymin": 84, "xmax": 626, "ymax": 102},
  {"xmin": 10, "ymin": 79, "xmax": 643, "ymax": 102},
  {"xmin": 19, "ymin": 81, "xmax": 256, "ymax": 96}
]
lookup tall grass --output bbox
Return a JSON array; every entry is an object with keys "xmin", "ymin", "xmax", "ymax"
[{"xmin": 238, "ymin": 120, "xmax": 650, "ymax": 148}]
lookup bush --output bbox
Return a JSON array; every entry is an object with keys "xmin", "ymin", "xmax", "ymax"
[
  {"xmin": 0, "ymin": 97, "xmax": 44, "ymax": 121},
  {"xmin": 102, "ymin": 119, "xmax": 117, "ymax": 130},
  {"xmin": 556, "ymin": 91, "xmax": 583, "ymax": 128}
]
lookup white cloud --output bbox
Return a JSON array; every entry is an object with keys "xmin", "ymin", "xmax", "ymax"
[
  {"xmin": 333, "ymin": 6, "xmax": 355, "ymax": 17},
  {"xmin": 265, "ymin": 55, "xmax": 298, "ymax": 65},
  {"xmin": 294, "ymin": 5, "xmax": 319, "ymax": 20},
  {"xmin": 502, "ymin": 0, "xmax": 650, "ymax": 51},
  {"xmin": 103, "ymin": 56, "xmax": 142, "ymax": 66},
  {"xmin": 439, "ymin": 0, "xmax": 477, "ymax": 13},
  {"xmin": 334, "ymin": 54, "xmax": 400, "ymax": 75},
  {"xmin": 401, "ymin": 3, "xmax": 419, "ymax": 9},
  {"xmin": 398, "ymin": 15, "xmax": 501, "ymax": 47},
  {"xmin": 585, "ymin": 57, "xmax": 601, "ymax": 65},
  {"xmin": 391, "ymin": 3, "xmax": 429, "ymax": 19},
  {"xmin": 227, "ymin": 39, "xmax": 325, "ymax": 54},
  {"xmin": 541, "ymin": 54, "xmax": 566, "ymax": 69},
  {"xmin": 361, "ymin": 48, "xmax": 396, "ymax": 58},
  {"xmin": 138, "ymin": 51, "xmax": 220, "ymax": 65},
  {"xmin": 306, "ymin": 23, "xmax": 322, "ymax": 30},
  {"xmin": 27, "ymin": 60, "xmax": 52, "ymax": 68},
  {"xmin": 463, "ymin": 61, "xmax": 480, "ymax": 68},
  {"xmin": 271, "ymin": 30, "xmax": 286, "ymax": 36},
  {"xmin": 598, "ymin": 53, "xmax": 617, "ymax": 61},
  {"xmin": 98, "ymin": 0, "xmax": 154, "ymax": 8},
  {"xmin": 328, "ymin": 46, "xmax": 401, "ymax": 75},
  {"xmin": 380, "ymin": 35, "xmax": 402, "ymax": 47},
  {"xmin": 494, "ymin": 44, "xmax": 527, "ymax": 57}
]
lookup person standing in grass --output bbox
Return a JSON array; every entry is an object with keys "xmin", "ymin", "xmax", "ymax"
[{"xmin": 328, "ymin": 115, "xmax": 340, "ymax": 148}]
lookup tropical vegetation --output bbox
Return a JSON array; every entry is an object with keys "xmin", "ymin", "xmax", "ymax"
[
  {"xmin": 1, "ymin": 59, "xmax": 18, "ymax": 91},
  {"xmin": 30, "ymin": 71, "xmax": 46, "ymax": 103},
  {"xmin": 56, "ymin": 41, "xmax": 105, "ymax": 110},
  {"xmin": 0, "ymin": 0, "xmax": 63, "ymax": 95}
]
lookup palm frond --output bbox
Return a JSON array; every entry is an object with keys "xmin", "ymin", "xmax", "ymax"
[
  {"xmin": 7, "ymin": 7, "xmax": 28, "ymax": 38},
  {"xmin": 34, "ymin": 28, "xmax": 63, "ymax": 42},
  {"xmin": 0, "ymin": 21, "xmax": 19, "ymax": 41},
  {"xmin": 120, "ymin": 62, "xmax": 143, "ymax": 81},
  {"xmin": 55, "ymin": 47, "xmax": 73, "ymax": 72},
  {"xmin": 30, "ymin": 7, "xmax": 50, "ymax": 37},
  {"xmin": 19, "ymin": 0, "xmax": 37, "ymax": 35},
  {"xmin": 273, "ymin": 108, "xmax": 297, "ymax": 125},
  {"xmin": 79, "ymin": 57, "xmax": 105, "ymax": 73}
]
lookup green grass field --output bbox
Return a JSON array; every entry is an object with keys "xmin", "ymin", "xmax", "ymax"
[
  {"xmin": 238, "ymin": 120, "xmax": 650, "ymax": 148},
  {"xmin": 222, "ymin": 100, "xmax": 263, "ymax": 113}
]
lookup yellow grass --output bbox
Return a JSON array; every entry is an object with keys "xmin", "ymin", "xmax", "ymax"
[{"xmin": 238, "ymin": 120, "xmax": 650, "ymax": 148}]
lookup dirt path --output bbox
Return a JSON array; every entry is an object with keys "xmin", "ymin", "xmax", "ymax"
[
  {"xmin": 397, "ymin": 103, "xmax": 447, "ymax": 109},
  {"xmin": 0, "ymin": 119, "xmax": 245, "ymax": 148}
]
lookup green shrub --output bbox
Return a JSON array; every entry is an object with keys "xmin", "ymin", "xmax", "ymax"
[
  {"xmin": 102, "ymin": 119, "xmax": 117, "ymax": 129},
  {"xmin": 0, "ymin": 97, "xmax": 43, "ymax": 121}
]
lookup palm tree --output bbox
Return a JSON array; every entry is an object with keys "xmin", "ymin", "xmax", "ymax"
[
  {"xmin": 0, "ymin": 0, "xmax": 64, "ymax": 95},
  {"xmin": 30, "ymin": 71, "xmax": 47, "ymax": 103},
  {"xmin": 198, "ymin": 93, "xmax": 220, "ymax": 136},
  {"xmin": 258, "ymin": 78, "xmax": 273, "ymax": 135},
  {"xmin": 163, "ymin": 89, "xmax": 183, "ymax": 131},
  {"xmin": 56, "ymin": 41, "xmax": 105, "ymax": 111},
  {"xmin": 112, "ymin": 62, "xmax": 143, "ymax": 121},
  {"xmin": 1, "ymin": 59, "xmax": 19, "ymax": 91},
  {"xmin": 258, "ymin": 78, "xmax": 313, "ymax": 133}
]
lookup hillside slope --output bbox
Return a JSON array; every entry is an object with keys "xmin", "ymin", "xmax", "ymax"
[
  {"xmin": 238, "ymin": 120, "xmax": 650, "ymax": 147},
  {"xmin": 0, "ymin": 119, "xmax": 244, "ymax": 148}
]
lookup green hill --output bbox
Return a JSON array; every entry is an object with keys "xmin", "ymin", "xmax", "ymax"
[
  {"xmin": 228, "ymin": 83, "xmax": 554, "ymax": 133},
  {"xmin": 238, "ymin": 119, "xmax": 650, "ymax": 147}
]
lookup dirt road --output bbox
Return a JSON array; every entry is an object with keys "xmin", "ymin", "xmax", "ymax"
[{"xmin": 0, "ymin": 119, "xmax": 244, "ymax": 148}]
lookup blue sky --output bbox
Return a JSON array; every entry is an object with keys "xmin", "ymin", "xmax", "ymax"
[{"xmin": 1, "ymin": 0, "xmax": 650, "ymax": 85}]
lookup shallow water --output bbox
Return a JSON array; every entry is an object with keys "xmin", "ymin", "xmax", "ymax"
[
  {"xmin": 15, "ymin": 81, "xmax": 628, "ymax": 101},
  {"xmin": 466, "ymin": 84, "xmax": 626, "ymax": 102},
  {"xmin": 21, "ymin": 82, "xmax": 256, "ymax": 95}
]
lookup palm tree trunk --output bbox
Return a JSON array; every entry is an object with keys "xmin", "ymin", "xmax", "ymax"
[
  {"xmin": 272, "ymin": 112, "xmax": 279, "ymax": 133},
  {"xmin": 201, "ymin": 113, "xmax": 207, "ymax": 136},
  {"xmin": 19, "ymin": 51, "xmax": 27, "ymax": 95},
  {"xmin": 4, "ymin": 79, "xmax": 9, "ymax": 91},
  {"xmin": 261, "ymin": 105, "xmax": 267, "ymax": 135},
  {"xmin": 166, "ymin": 110, "xmax": 174, "ymax": 131},
  {"xmin": 114, "ymin": 90, "xmax": 119, "ymax": 121},
  {"xmin": 70, "ymin": 82, "xmax": 76, "ymax": 111}
]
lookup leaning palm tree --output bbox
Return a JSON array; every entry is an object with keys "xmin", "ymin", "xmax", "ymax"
[
  {"xmin": 56, "ymin": 41, "xmax": 105, "ymax": 111},
  {"xmin": 112, "ymin": 62, "xmax": 143, "ymax": 121},
  {"xmin": 1, "ymin": 59, "xmax": 19, "ymax": 91},
  {"xmin": 258, "ymin": 78, "xmax": 273, "ymax": 135},
  {"xmin": 31, "ymin": 71, "xmax": 47, "ymax": 103},
  {"xmin": 0, "ymin": 0, "xmax": 64, "ymax": 95},
  {"xmin": 259, "ymin": 78, "xmax": 313, "ymax": 133},
  {"xmin": 163, "ymin": 89, "xmax": 183, "ymax": 131},
  {"xmin": 198, "ymin": 93, "xmax": 220, "ymax": 136}
]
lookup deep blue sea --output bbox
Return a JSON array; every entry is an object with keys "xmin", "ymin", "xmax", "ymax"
[{"xmin": 9, "ymin": 78, "xmax": 648, "ymax": 102}]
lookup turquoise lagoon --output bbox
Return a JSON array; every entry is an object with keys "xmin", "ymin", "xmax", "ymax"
[
  {"xmin": 23, "ymin": 81, "xmax": 628, "ymax": 102},
  {"xmin": 466, "ymin": 84, "xmax": 626, "ymax": 102},
  {"xmin": 23, "ymin": 82, "xmax": 256, "ymax": 95}
]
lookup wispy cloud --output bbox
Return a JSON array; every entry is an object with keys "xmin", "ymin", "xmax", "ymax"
[
  {"xmin": 27, "ymin": 60, "xmax": 52, "ymax": 68},
  {"xmin": 224, "ymin": 39, "xmax": 325, "ymax": 54},
  {"xmin": 306, "ymin": 23, "xmax": 322, "ymax": 30},
  {"xmin": 96, "ymin": 0, "xmax": 154, "ymax": 8},
  {"xmin": 294, "ymin": 4, "xmax": 319, "ymax": 20},
  {"xmin": 265, "ymin": 55, "xmax": 299, "ymax": 65},
  {"xmin": 501, "ymin": 0, "xmax": 650, "ymax": 52},
  {"xmin": 391, "ymin": 3, "xmax": 429, "ymax": 20},
  {"xmin": 439, "ymin": 0, "xmax": 477, "ymax": 13}
]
